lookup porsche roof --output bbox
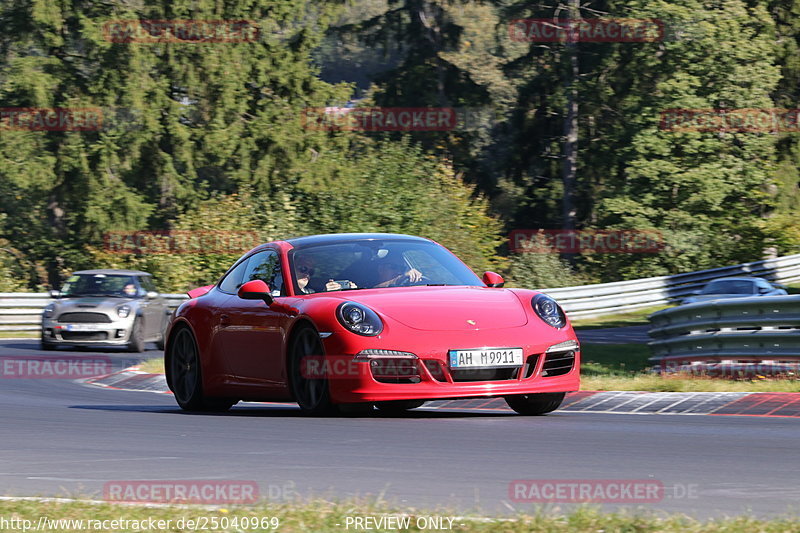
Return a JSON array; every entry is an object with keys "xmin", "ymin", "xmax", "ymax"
[{"xmin": 286, "ymin": 233, "xmax": 431, "ymax": 248}]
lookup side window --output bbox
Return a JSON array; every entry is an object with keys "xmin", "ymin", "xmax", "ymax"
[
  {"xmin": 241, "ymin": 250, "xmax": 285, "ymax": 296},
  {"xmin": 139, "ymin": 276, "xmax": 158, "ymax": 293},
  {"xmin": 218, "ymin": 258, "xmax": 251, "ymax": 294}
]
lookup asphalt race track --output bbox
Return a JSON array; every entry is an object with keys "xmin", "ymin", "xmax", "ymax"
[{"xmin": 1, "ymin": 339, "xmax": 799, "ymax": 520}]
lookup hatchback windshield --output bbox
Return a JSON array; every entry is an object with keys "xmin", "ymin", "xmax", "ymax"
[
  {"xmin": 60, "ymin": 274, "xmax": 140, "ymax": 297},
  {"xmin": 289, "ymin": 239, "xmax": 483, "ymax": 294}
]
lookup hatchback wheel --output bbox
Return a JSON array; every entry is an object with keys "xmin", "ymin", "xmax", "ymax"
[{"xmin": 127, "ymin": 317, "xmax": 145, "ymax": 353}]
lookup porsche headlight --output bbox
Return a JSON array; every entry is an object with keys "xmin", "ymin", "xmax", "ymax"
[
  {"xmin": 532, "ymin": 294, "xmax": 566, "ymax": 329},
  {"xmin": 43, "ymin": 303, "xmax": 55, "ymax": 319},
  {"xmin": 117, "ymin": 305, "xmax": 131, "ymax": 318},
  {"xmin": 336, "ymin": 302, "xmax": 383, "ymax": 336}
]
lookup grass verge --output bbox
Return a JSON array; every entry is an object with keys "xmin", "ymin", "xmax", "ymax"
[
  {"xmin": 570, "ymin": 305, "xmax": 670, "ymax": 329},
  {"xmin": 582, "ymin": 374, "xmax": 800, "ymax": 392},
  {"xmin": 0, "ymin": 499, "xmax": 797, "ymax": 532},
  {"xmin": 136, "ymin": 358, "xmax": 164, "ymax": 375},
  {"xmin": 580, "ymin": 343, "xmax": 800, "ymax": 392},
  {"xmin": 0, "ymin": 331, "xmax": 38, "ymax": 339}
]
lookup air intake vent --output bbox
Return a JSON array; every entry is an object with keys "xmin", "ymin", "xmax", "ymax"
[{"xmin": 542, "ymin": 350, "xmax": 575, "ymax": 377}]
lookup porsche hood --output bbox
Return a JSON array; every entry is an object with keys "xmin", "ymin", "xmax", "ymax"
[{"xmin": 340, "ymin": 286, "xmax": 530, "ymax": 331}]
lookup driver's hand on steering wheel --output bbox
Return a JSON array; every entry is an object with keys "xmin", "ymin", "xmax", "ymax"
[
  {"xmin": 388, "ymin": 268, "xmax": 423, "ymax": 286},
  {"xmin": 404, "ymin": 268, "xmax": 423, "ymax": 283}
]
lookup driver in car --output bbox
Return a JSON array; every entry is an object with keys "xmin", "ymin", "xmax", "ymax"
[{"xmin": 373, "ymin": 258, "xmax": 423, "ymax": 288}]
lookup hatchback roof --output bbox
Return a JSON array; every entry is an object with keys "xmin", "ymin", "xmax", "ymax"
[{"xmin": 72, "ymin": 269, "xmax": 151, "ymax": 276}]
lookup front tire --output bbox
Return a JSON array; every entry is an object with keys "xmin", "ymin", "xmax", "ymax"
[
  {"xmin": 127, "ymin": 317, "xmax": 145, "ymax": 353},
  {"xmin": 504, "ymin": 392, "xmax": 565, "ymax": 415},
  {"xmin": 289, "ymin": 325, "xmax": 335, "ymax": 416},
  {"xmin": 167, "ymin": 327, "xmax": 234, "ymax": 412},
  {"xmin": 374, "ymin": 400, "xmax": 425, "ymax": 414}
]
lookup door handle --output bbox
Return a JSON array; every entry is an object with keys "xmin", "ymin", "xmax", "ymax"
[{"xmin": 220, "ymin": 314, "xmax": 231, "ymax": 326}]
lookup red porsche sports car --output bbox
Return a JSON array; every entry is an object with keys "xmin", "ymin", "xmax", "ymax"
[{"xmin": 165, "ymin": 233, "xmax": 580, "ymax": 415}]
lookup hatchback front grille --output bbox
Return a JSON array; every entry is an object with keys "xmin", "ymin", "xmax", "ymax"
[
  {"xmin": 58, "ymin": 312, "xmax": 112, "ymax": 323},
  {"xmin": 60, "ymin": 331, "xmax": 109, "ymax": 341}
]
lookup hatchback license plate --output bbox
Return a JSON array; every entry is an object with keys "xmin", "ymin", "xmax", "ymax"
[
  {"xmin": 449, "ymin": 348, "xmax": 523, "ymax": 369},
  {"xmin": 65, "ymin": 324, "xmax": 99, "ymax": 331}
]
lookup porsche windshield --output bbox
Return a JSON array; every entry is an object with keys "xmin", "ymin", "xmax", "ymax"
[
  {"xmin": 60, "ymin": 274, "xmax": 139, "ymax": 297},
  {"xmin": 289, "ymin": 239, "xmax": 483, "ymax": 293}
]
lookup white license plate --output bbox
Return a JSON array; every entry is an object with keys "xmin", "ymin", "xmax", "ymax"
[
  {"xmin": 448, "ymin": 348, "xmax": 524, "ymax": 369},
  {"xmin": 65, "ymin": 324, "xmax": 100, "ymax": 331}
]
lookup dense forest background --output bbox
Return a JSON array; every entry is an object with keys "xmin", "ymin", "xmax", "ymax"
[{"xmin": 1, "ymin": 0, "xmax": 800, "ymax": 292}]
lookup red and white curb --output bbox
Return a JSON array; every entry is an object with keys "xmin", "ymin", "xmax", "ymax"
[
  {"xmin": 84, "ymin": 367, "xmax": 170, "ymax": 394},
  {"xmin": 84, "ymin": 369, "xmax": 800, "ymax": 418}
]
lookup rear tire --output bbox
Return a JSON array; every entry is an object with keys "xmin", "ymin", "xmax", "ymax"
[
  {"xmin": 504, "ymin": 392, "xmax": 565, "ymax": 415},
  {"xmin": 127, "ymin": 317, "xmax": 145, "ymax": 353},
  {"xmin": 289, "ymin": 325, "xmax": 335, "ymax": 416},
  {"xmin": 40, "ymin": 341, "xmax": 55, "ymax": 351},
  {"xmin": 374, "ymin": 400, "xmax": 425, "ymax": 414},
  {"xmin": 167, "ymin": 327, "xmax": 235, "ymax": 412}
]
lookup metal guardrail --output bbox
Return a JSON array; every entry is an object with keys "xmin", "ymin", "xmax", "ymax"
[
  {"xmin": 2, "ymin": 252, "xmax": 800, "ymax": 333},
  {"xmin": 647, "ymin": 295, "xmax": 800, "ymax": 369},
  {"xmin": 542, "ymin": 253, "xmax": 800, "ymax": 318},
  {"xmin": 0, "ymin": 293, "xmax": 188, "ymax": 333}
]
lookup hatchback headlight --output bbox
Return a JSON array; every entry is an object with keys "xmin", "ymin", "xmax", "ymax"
[
  {"xmin": 532, "ymin": 294, "xmax": 566, "ymax": 329},
  {"xmin": 43, "ymin": 303, "xmax": 55, "ymax": 319},
  {"xmin": 336, "ymin": 302, "xmax": 383, "ymax": 336},
  {"xmin": 117, "ymin": 305, "xmax": 131, "ymax": 318}
]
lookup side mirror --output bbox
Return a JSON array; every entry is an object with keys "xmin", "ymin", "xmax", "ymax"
[
  {"xmin": 758, "ymin": 287, "xmax": 770, "ymax": 294},
  {"xmin": 49, "ymin": 290, "xmax": 61, "ymax": 298},
  {"xmin": 482, "ymin": 271, "xmax": 505, "ymax": 288},
  {"xmin": 237, "ymin": 279, "xmax": 274, "ymax": 305}
]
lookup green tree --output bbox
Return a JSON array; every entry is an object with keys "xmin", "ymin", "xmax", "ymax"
[
  {"xmin": 588, "ymin": 0, "xmax": 780, "ymax": 279},
  {"xmin": 293, "ymin": 136, "xmax": 505, "ymax": 273}
]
